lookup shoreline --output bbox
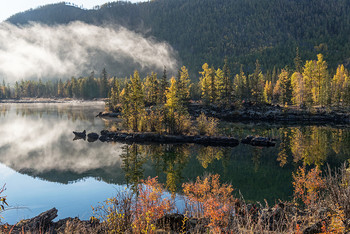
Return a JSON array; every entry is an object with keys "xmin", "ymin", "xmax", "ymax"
[{"xmin": 0, "ymin": 98, "xmax": 107, "ymax": 104}]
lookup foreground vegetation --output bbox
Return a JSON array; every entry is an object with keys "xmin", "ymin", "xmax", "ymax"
[
  {"xmin": 89, "ymin": 164, "xmax": 350, "ymax": 233},
  {"xmin": 2, "ymin": 164, "xmax": 350, "ymax": 233}
]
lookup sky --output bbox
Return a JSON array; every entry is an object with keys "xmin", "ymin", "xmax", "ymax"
[{"xmin": 0, "ymin": 0, "xmax": 143, "ymax": 22}]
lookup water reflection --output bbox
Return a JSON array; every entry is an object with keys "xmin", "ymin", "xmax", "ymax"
[{"xmin": 0, "ymin": 103, "xmax": 349, "ymax": 223}]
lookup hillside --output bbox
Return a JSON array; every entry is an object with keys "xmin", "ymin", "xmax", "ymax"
[{"xmin": 7, "ymin": 0, "xmax": 350, "ymax": 75}]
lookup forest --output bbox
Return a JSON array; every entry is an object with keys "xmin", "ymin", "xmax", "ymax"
[
  {"xmin": 1, "ymin": 53, "xmax": 349, "ymax": 117},
  {"xmin": 6, "ymin": 0, "xmax": 350, "ymax": 75}
]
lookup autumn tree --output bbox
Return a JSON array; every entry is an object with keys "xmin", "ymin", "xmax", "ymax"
[
  {"xmin": 129, "ymin": 70, "xmax": 145, "ymax": 131},
  {"xmin": 302, "ymin": 60, "xmax": 316, "ymax": 107},
  {"xmin": 291, "ymin": 72, "xmax": 304, "ymax": 107},
  {"xmin": 177, "ymin": 66, "xmax": 191, "ymax": 106},
  {"xmin": 263, "ymin": 80, "xmax": 273, "ymax": 103},
  {"xmin": 199, "ymin": 63, "xmax": 218, "ymax": 105},
  {"xmin": 314, "ymin": 54, "xmax": 329, "ymax": 106},
  {"xmin": 332, "ymin": 65, "xmax": 349, "ymax": 106},
  {"xmin": 143, "ymin": 72, "xmax": 159, "ymax": 105},
  {"xmin": 165, "ymin": 77, "xmax": 180, "ymax": 134}
]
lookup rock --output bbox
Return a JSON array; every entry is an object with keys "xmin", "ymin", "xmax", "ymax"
[
  {"xmin": 156, "ymin": 214, "xmax": 186, "ymax": 232},
  {"xmin": 73, "ymin": 130, "xmax": 86, "ymax": 140},
  {"xmin": 100, "ymin": 130, "xmax": 109, "ymax": 136},
  {"xmin": 14, "ymin": 208, "xmax": 58, "ymax": 232},
  {"xmin": 241, "ymin": 135, "xmax": 254, "ymax": 144},
  {"xmin": 87, "ymin": 132, "xmax": 99, "ymax": 142},
  {"xmin": 303, "ymin": 217, "xmax": 330, "ymax": 234},
  {"xmin": 99, "ymin": 135, "xmax": 108, "ymax": 142},
  {"xmin": 241, "ymin": 136, "xmax": 276, "ymax": 147}
]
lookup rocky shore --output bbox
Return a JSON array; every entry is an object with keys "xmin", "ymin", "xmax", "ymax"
[
  {"xmin": 0, "ymin": 204, "xmax": 334, "ymax": 234},
  {"xmin": 187, "ymin": 103, "xmax": 350, "ymax": 124}
]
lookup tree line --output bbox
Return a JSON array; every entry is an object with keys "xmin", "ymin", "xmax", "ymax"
[{"xmin": 1, "ymin": 52, "xmax": 349, "ymax": 110}]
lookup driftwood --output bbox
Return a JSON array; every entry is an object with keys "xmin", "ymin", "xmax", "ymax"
[
  {"xmin": 10, "ymin": 208, "xmax": 58, "ymax": 233},
  {"xmin": 77, "ymin": 130, "xmax": 240, "ymax": 147}
]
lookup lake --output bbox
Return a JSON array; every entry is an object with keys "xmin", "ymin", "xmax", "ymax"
[{"xmin": 0, "ymin": 102, "xmax": 349, "ymax": 224}]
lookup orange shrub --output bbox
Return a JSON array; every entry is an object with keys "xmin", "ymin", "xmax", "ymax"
[
  {"xmin": 292, "ymin": 166, "xmax": 325, "ymax": 208},
  {"xmin": 182, "ymin": 174, "xmax": 235, "ymax": 232},
  {"xmin": 132, "ymin": 176, "xmax": 173, "ymax": 233}
]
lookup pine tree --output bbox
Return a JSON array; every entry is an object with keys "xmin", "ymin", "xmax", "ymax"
[
  {"xmin": 294, "ymin": 47, "xmax": 303, "ymax": 73},
  {"xmin": 100, "ymin": 68, "xmax": 108, "ymax": 98},
  {"xmin": 302, "ymin": 60, "xmax": 316, "ymax": 107},
  {"xmin": 215, "ymin": 67, "xmax": 225, "ymax": 105},
  {"xmin": 129, "ymin": 70, "xmax": 145, "ymax": 131},
  {"xmin": 177, "ymin": 66, "xmax": 191, "ymax": 106},
  {"xmin": 199, "ymin": 63, "xmax": 211, "ymax": 104},
  {"xmin": 232, "ymin": 65, "xmax": 247, "ymax": 102},
  {"xmin": 222, "ymin": 58, "xmax": 232, "ymax": 106},
  {"xmin": 314, "ymin": 54, "xmax": 329, "ymax": 106},
  {"xmin": 263, "ymin": 80, "xmax": 273, "ymax": 103},
  {"xmin": 249, "ymin": 60, "xmax": 265, "ymax": 103},
  {"xmin": 276, "ymin": 69, "xmax": 292, "ymax": 105},
  {"xmin": 158, "ymin": 66, "xmax": 169, "ymax": 105},
  {"xmin": 291, "ymin": 72, "xmax": 304, "ymax": 107},
  {"xmin": 165, "ymin": 77, "xmax": 180, "ymax": 134},
  {"xmin": 120, "ymin": 78, "xmax": 131, "ymax": 127}
]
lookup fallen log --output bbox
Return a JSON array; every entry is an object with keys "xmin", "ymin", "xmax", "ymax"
[{"xmin": 74, "ymin": 130, "xmax": 240, "ymax": 147}]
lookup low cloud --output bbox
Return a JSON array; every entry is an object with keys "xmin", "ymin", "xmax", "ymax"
[{"xmin": 0, "ymin": 21, "xmax": 178, "ymax": 81}]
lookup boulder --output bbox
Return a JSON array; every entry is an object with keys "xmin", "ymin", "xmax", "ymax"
[
  {"xmin": 87, "ymin": 132, "xmax": 99, "ymax": 142},
  {"xmin": 73, "ymin": 130, "xmax": 86, "ymax": 140}
]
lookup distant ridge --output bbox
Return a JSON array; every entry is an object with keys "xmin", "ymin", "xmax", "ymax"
[{"xmin": 6, "ymin": 0, "xmax": 350, "ymax": 75}]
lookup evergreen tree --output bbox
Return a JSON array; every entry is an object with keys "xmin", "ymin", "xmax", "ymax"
[
  {"xmin": 129, "ymin": 70, "xmax": 145, "ymax": 131},
  {"xmin": 177, "ymin": 66, "xmax": 191, "ymax": 106},
  {"xmin": 100, "ymin": 68, "xmax": 108, "ymax": 98},
  {"xmin": 294, "ymin": 47, "xmax": 303, "ymax": 73},
  {"xmin": 158, "ymin": 66, "xmax": 169, "ymax": 105},
  {"xmin": 249, "ymin": 60, "xmax": 265, "ymax": 103},
  {"xmin": 275, "ymin": 69, "xmax": 292, "ymax": 105},
  {"xmin": 222, "ymin": 58, "xmax": 232, "ymax": 106},
  {"xmin": 232, "ymin": 65, "xmax": 247, "ymax": 102}
]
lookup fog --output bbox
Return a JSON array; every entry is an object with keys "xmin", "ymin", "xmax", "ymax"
[
  {"xmin": 0, "ymin": 103, "xmax": 124, "ymax": 177},
  {"xmin": 0, "ymin": 21, "xmax": 178, "ymax": 82}
]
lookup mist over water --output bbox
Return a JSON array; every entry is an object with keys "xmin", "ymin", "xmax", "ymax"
[{"xmin": 0, "ymin": 21, "xmax": 178, "ymax": 82}]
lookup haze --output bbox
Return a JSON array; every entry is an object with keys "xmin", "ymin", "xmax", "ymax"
[{"xmin": 0, "ymin": 21, "xmax": 178, "ymax": 82}]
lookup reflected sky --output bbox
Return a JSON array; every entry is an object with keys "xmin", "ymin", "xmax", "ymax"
[{"xmin": 0, "ymin": 102, "xmax": 126, "ymax": 224}]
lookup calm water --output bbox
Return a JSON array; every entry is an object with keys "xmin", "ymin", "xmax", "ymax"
[{"xmin": 0, "ymin": 103, "xmax": 349, "ymax": 224}]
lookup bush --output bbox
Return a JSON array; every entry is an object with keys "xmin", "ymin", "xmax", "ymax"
[
  {"xmin": 182, "ymin": 174, "xmax": 235, "ymax": 232},
  {"xmin": 94, "ymin": 177, "xmax": 173, "ymax": 233},
  {"xmin": 0, "ymin": 184, "xmax": 8, "ymax": 224},
  {"xmin": 196, "ymin": 112, "xmax": 219, "ymax": 136}
]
